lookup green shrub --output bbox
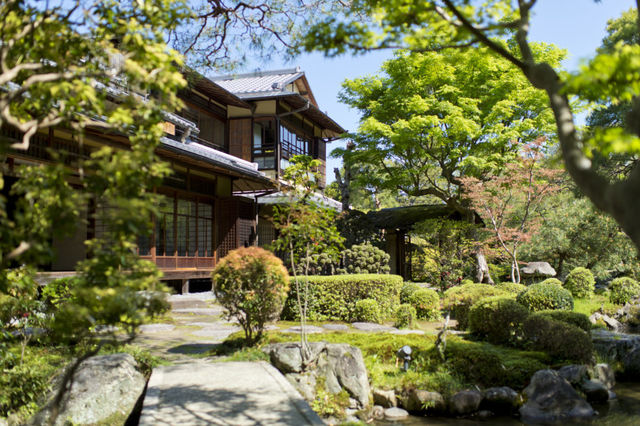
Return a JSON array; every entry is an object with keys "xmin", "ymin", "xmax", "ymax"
[
  {"xmin": 400, "ymin": 282, "xmax": 421, "ymax": 304},
  {"xmin": 496, "ymin": 282, "xmax": 527, "ymax": 296},
  {"xmin": 337, "ymin": 243, "xmax": 391, "ymax": 274},
  {"xmin": 353, "ymin": 299, "xmax": 383, "ymax": 323},
  {"xmin": 609, "ymin": 277, "xmax": 640, "ymax": 305},
  {"xmin": 442, "ymin": 284, "xmax": 508, "ymax": 329},
  {"xmin": 282, "ymin": 274, "xmax": 403, "ymax": 322},
  {"xmin": 532, "ymin": 310, "xmax": 591, "ymax": 332},
  {"xmin": 407, "ymin": 288, "xmax": 441, "ymax": 320},
  {"xmin": 522, "ymin": 316, "xmax": 593, "ymax": 363},
  {"xmin": 460, "ymin": 278, "xmax": 474, "ymax": 286},
  {"xmin": 394, "ymin": 304, "xmax": 417, "ymax": 328},
  {"xmin": 564, "ymin": 267, "xmax": 595, "ymax": 298},
  {"xmin": 540, "ymin": 278, "xmax": 563, "ymax": 287},
  {"xmin": 468, "ymin": 296, "xmax": 529, "ymax": 344},
  {"xmin": 213, "ymin": 247, "xmax": 289, "ymax": 343},
  {"xmin": 517, "ymin": 282, "xmax": 574, "ymax": 312},
  {"xmin": 41, "ymin": 276, "xmax": 78, "ymax": 312}
]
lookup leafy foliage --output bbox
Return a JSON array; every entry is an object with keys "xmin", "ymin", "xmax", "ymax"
[
  {"xmin": 530, "ymin": 311, "xmax": 592, "ymax": 333},
  {"xmin": 564, "ymin": 267, "xmax": 596, "ymax": 298},
  {"xmin": 281, "ymin": 274, "xmax": 403, "ymax": 322},
  {"xmin": 468, "ymin": 296, "xmax": 529, "ymax": 345},
  {"xmin": 213, "ymin": 247, "xmax": 290, "ymax": 344},
  {"xmin": 516, "ymin": 282, "xmax": 574, "ymax": 312},
  {"xmin": 406, "ymin": 288, "xmax": 441, "ymax": 321},
  {"xmin": 337, "ymin": 242, "xmax": 390, "ymax": 274},
  {"xmin": 442, "ymin": 283, "xmax": 508, "ymax": 329},
  {"xmin": 394, "ymin": 304, "xmax": 417, "ymax": 329},
  {"xmin": 609, "ymin": 277, "xmax": 640, "ymax": 305},
  {"xmin": 496, "ymin": 282, "xmax": 527, "ymax": 296},
  {"xmin": 522, "ymin": 316, "xmax": 593, "ymax": 363},
  {"xmin": 353, "ymin": 299, "xmax": 383, "ymax": 323},
  {"xmin": 400, "ymin": 282, "xmax": 422, "ymax": 304}
]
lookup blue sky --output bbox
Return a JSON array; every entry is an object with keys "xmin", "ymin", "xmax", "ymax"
[{"xmin": 266, "ymin": 1, "xmax": 637, "ymax": 183}]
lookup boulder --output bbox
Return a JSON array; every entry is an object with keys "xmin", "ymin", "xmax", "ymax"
[
  {"xmin": 263, "ymin": 341, "xmax": 326, "ymax": 374},
  {"xmin": 580, "ymin": 380, "xmax": 610, "ymax": 404},
  {"xmin": 558, "ymin": 365, "xmax": 588, "ymax": 386},
  {"xmin": 591, "ymin": 329, "xmax": 640, "ymax": 362},
  {"xmin": 519, "ymin": 370, "xmax": 595, "ymax": 423},
  {"xmin": 449, "ymin": 390, "xmax": 482, "ymax": 416},
  {"xmin": 602, "ymin": 315, "xmax": 623, "ymax": 331},
  {"xmin": 285, "ymin": 372, "xmax": 317, "ymax": 401},
  {"xmin": 29, "ymin": 353, "xmax": 145, "ymax": 426},
  {"xmin": 481, "ymin": 386, "xmax": 521, "ymax": 414},
  {"xmin": 371, "ymin": 405, "xmax": 385, "ymax": 419},
  {"xmin": 405, "ymin": 389, "xmax": 445, "ymax": 414},
  {"xmin": 589, "ymin": 363, "xmax": 615, "ymax": 389},
  {"xmin": 372, "ymin": 388, "xmax": 397, "ymax": 408},
  {"xmin": 521, "ymin": 261, "xmax": 556, "ymax": 277},
  {"xmin": 622, "ymin": 346, "xmax": 640, "ymax": 379},
  {"xmin": 384, "ymin": 407, "xmax": 409, "ymax": 420}
]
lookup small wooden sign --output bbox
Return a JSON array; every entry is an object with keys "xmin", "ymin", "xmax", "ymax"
[{"xmin": 163, "ymin": 121, "xmax": 176, "ymax": 136}]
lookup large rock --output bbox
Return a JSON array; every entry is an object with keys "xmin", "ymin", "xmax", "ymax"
[
  {"xmin": 449, "ymin": 390, "xmax": 482, "ymax": 416},
  {"xmin": 519, "ymin": 370, "xmax": 595, "ymax": 423},
  {"xmin": 558, "ymin": 365, "xmax": 588, "ymax": 386},
  {"xmin": 405, "ymin": 389, "xmax": 445, "ymax": 414},
  {"xmin": 589, "ymin": 363, "xmax": 616, "ymax": 389},
  {"xmin": 521, "ymin": 261, "xmax": 556, "ymax": 277},
  {"xmin": 580, "ymin": 380, "xmax": 610, "ymax": 404},
  {"xmin": 372, "ymin": 388, "xmax": 397, "ymax": 408},
  {"xmin": 29, "ymin": 353, "xmax": 145, "ymax": 426},
  {"xmin": 481, "ymin": 386, "xmax": 521, "ymax": 414},
  {"xmin": 622, "ymin": 346, "xmax": 640, "ymax": 379},
  {"xmin": 265, "ymin": 342, "xmax": 370, "ymax": 409},
  {"xmin": 591, "ymin": 329, "xmax": 640, "ymax": 362},
  {"xmin": 384, "ymin": 407, "xmax": 409, "ymax": 420}
]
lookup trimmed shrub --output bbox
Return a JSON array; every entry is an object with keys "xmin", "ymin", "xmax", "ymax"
[
  {"xmin": 609, "ymin": 277, "xmax": 640, "ymax": 305},
  {"xmin": 282, "ymin": 274, "xmax": 403, "ymax": 322},
  {"xmin": 442, "ymin": 284, "xmax": 508, "ymax": 329},
  {"xmin": 460, "ymin": 279, "xmax": 474, "ymax": 286},
  {"xmin": 407, "ymin": 288, "xmax": 441, "ymax": 320},
  {"xmin": 530, "ymin": 310, "xmax": 591, "ymax": 332},
  {"xmin": 540, "ymin": 278, "xmax": 562, "ymax": 287},
  {"xmin": 496, "ymin": 282, "xmax": 527, "ymax": 296},
  {"xmin": 564, "ymin": 267, "xmax": 595, "ymax": 298},
  {"xmin": 522, "ymin": 315, "xmax": 593, "ymax": 363},
  {"xmin": 337, "ymin": 243, "xmax": 391, "ymax": 274},
  {"xmin": 353, "ymin": 299, "xmax": 383, "ymax": 323},
  {"xmin": 400, "ymin": 282, "xmax": 421, "ymax": 304},
  {"xmin": 394, "ymin": 304, "xmax": 417, "ymax": 329},
  {"xmin": 468, "ymin": 296, "xmax": 530, "ymax": 344},
  {"xmin": 41, "ymin": 276, "xmax": 78, "ymax": 312},
  {"xmin": 212, "ymin": 247, "xmax": 289, "ymax": 343},
  {"xmin": 517, "ymin": 282, "xmax": 574, "ymax": 312}
]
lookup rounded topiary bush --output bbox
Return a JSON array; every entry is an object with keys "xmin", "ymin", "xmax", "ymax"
[
  {"xmin": 353, "ymin": 298, "xmax": 383, "ymax": 323},
  {"xmin": 564, "ymin": 267, "xmax": 595, "ymax": 298},
  {"xmin": 496, "ymin": 282, "xmax": 527, "ymax": 296},
  {"xmin": 609, "ymin": 277, "xmax": 640, "ymax": 305},
  {"xmin": 522, "ymin": 315, "xmax": 593, "ymax": 363},
  {"xmin": 400, "ymin": 282, "xmax": 421, "ymax": 304},
  {"xmin": 338, "ymin": 242, "xmax": 391, "ymax": 274},
  {"xmin": 443, "ymin": 284, "xmax": 508, "ymax": 329},
  {"xmin": 406, "ymin": 288, "xmax": 440, "ymax": 320},
  {"xmin": 469, "ymin": 296, "xmax": 530, "ymax": 344},
  {"xmin": 516, "ymin": 282, "xmax": 574, "ymax": 312},
  {"xmin": 531, "ymin": 310, "xmax": 591, "ymax": 332},
  {"xmin": 213, "ymin": 247, "xmax": 289, "ymax": 343},
  {"xmin": 540, "ymin": 278, "xmax": 562, "ymax": 287},
  {"xmin": 394, "ymin": 304, "xmax": 417, "ymax": 329}
]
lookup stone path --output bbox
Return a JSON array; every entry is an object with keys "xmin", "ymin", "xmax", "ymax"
[{"xmin": 139, "ymin": 360, "xmax": 324, "ymax": 426}]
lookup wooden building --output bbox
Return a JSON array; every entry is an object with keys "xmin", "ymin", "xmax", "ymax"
[{"xmin": 2, "ymin": 68, "xmax": 344, "ymax": 290}]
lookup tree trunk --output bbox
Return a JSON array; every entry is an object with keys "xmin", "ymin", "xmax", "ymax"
[
  {"xmin": 475, "ymin": 248, "xmax": 494, "ymax": 284},
  {"xmin": 334, "ymin": 167, "xmax": 351, "ymax": 212}
]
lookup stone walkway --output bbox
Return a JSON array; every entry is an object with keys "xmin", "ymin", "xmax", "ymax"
[{"xmin": 139, "ymin": 360, "xmax": 324, "ymax": 425}]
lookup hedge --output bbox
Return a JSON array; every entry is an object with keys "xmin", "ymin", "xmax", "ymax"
[
  {"xmin": 468, "ymin": 296, "xmax": 529, "ymax": 344},
  {"xmin": 531, "ymin": 310, "xmax": 591, "ymax": 332},
  {"xmin": 522, "ymin": 315, "xmax": 593, "ymax": 363},
  {"xmin": 442, "ymin": 284, "xmax": 508, "ymax": 329},
  {"xmin": 281, "ymin": 274, "xmax": 403, "ymax": 321},
  {"xmin": 517, "ymin": 282, "xmax": 574, "ymax": 312}
]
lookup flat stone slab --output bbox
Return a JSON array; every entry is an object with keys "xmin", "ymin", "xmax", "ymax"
[
  {"xmin": 139, "ymin": 361, "xmax": 324, "ymax": 425},
  {"xmin": 384, "ymin": 407, "xmax": 409, "ymax": 420},
  {"xmin": 172, "ymin": 307, "xmax": 224, "ymax": 316},
  {"xmin": 140, "ymin": 324, "xmax": 176, "ymax": 333},
  {"xmin": 168, "ymin": 291, "xmax": 216, "ymax": 301},
  {"xmin": 191, "ymin": 325, "xmax": 241, "ymax": 339},
  {"xmin": 322, "ymin": 324, "xmax": 349, "ymax": 331},
  {"xmin": 281, "ymin": 326, "xmax": 325, "ymax": 334},
  {"xmin": 389, "ymin": 329, "xmax": 425, "ymax": 335},
  {"xmin": 351, "ymin": 322, "xmax": 397, "ymax": 332}
]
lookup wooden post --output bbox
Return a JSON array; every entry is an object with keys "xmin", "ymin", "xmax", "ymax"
[{"xmin": 181, "ymin": 279, "xmax": 189, "ymax": 294}]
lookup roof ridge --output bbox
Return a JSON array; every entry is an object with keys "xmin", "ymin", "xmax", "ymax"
[{"xmin": 210, "ymin": 67, "xmax": 302, "ymax": 81}]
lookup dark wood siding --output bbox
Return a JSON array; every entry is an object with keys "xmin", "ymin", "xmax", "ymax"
[
  {"xmin": 229, "ymin": 118, "xmax": 252, "ymax": 161},
  {"xmin": 216, "ymin": 197, "xmax": 256, "ymax": 260}
]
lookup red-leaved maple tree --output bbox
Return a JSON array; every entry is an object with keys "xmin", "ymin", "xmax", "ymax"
[{"xmin": 461, "ymin": 139, "xmax": 562, "ymax": 283}]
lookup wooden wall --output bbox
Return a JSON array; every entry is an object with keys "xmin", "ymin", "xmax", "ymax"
[{"xmin": 229, "ymin": 118, "xmax": 252, "ymax": 161}]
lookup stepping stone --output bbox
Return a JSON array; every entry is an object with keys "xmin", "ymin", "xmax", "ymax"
[
  {"xmin": 389, "ymin": 329, "xmax": 425, "ymax": 335},
  {"xmin": 172, "ymin": 308, "xmax": 223, "ymax": 316},
  {"xmin": 264, "ymin": 325, "xmax": 280, "ymax": 331},
  {"xmin": 351, "ymin": 322, "xmax": 397, "ymax": 332},
  {"xmin": 191, "ymin": 325, "xmax": 241, "ymax": 339},
  {"xmin": 281, "ymin": 325, "xmax": 325, "ymax": 334},
  {"xmin": 322, "ymin": 324, "xmax": 349, "ymax": 331},
  {"xmin": 140, "ymin": 324, "xmax": 175, "ymax": 333},
  {"xmin": 384, "ymin": 407, "xmax": 409, "ymax": 420}
]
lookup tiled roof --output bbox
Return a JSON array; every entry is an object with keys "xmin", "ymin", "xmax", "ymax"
[{"xmin": 211, "ymin": 67, "xmax": 304, "ymax": 97}]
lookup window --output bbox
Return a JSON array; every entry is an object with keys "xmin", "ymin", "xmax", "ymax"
[{"xmin": 252, "ymin": 120, "xmax": 276, "ymax": 170}]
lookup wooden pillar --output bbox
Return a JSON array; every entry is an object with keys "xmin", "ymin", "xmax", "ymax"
[{"xmin": 181, "ymin": 279, "xmax": 189, "ymax": 294}]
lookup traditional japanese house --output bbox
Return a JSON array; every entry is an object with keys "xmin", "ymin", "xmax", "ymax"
[{"xmin": 211, "ymin": 68, "xmax": 345, "ymax": 246}]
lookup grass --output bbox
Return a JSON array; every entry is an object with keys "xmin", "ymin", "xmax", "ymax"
[{"xmin": 573, "ymin": 294, "xmax": 621, "ymax": 317}]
